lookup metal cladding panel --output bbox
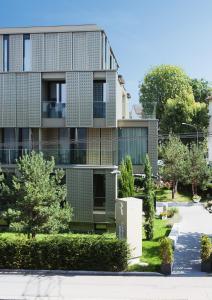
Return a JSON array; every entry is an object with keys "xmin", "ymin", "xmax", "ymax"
[
  {"xmin": 66, "ymin": 72, "xmax": 80, "ymax": 127},
  {"xmin": 86, "ymin": 31, "xmax": 101, "ymax": 70},
  {"xmin": 44, "ymin": 33, "xmax": 59, "ymax": 71},
  {"xmin": 73, "ymin": 32, "xmax": 87, "ymax": 70},
  {"xmin": 87, "ymin": 128, "xmax": 100, "ymax": 164},
  {"xmin": 66, "ymin": 168, "xmax": 93, "ymax": 223},
  {"xmin": 0, "ymin": 73, "xmax": 16, "ymax": 127},
  {"xmin": 106, "ymin": 72, "xmax": 117, "ymax": 127},
  {"xmin": 59, "ymin": 32, "xmax": 73, "ymax": 71},
  {"xmin": 66, "ymin": 72, "xmax": 93, "ymax": 127},
  {"xmin": 79, "ymin": 72, "xmax": 93, "ymax": 127},
  {"xmin": 147, "ymin": 120, "xmax": 158, "ymax": 175},
  {"xmin": 0, "ymin": 35, "xmax": 3, "ymax": 72},
  {"xmin": 16, "ymin": 73, "xmax": 29, "ymax": 127},
  {"xmin": 105, "ymin": 172, "xmax": 116, "ymax": 222},
  {"xmin": 101, "ymin": 129, "xmax": 113, "ymax": 165},
  {"xmin": 31, "ymin": 33, "xmax": 45, "ymax": 71},
  {"xmin": 9, "ymin": 34, "xmax": 23, "ymax": 72},
  {"xmin": 28, "ymin": 73, "xmax": 41, "ymax": 127}
]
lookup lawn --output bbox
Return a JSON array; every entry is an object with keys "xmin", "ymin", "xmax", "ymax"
[
  {"xmin": 156, "ymin": 188, "xmax": 192, "ymax": 202},
  {"xmin": 128, "ymin": 217, "xmax": 171, "ymax": 272}
]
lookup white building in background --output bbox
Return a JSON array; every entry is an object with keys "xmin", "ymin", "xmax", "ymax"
[{"xmin": 208, "ymin": 96, "xmax": 212, "ymax": 163}]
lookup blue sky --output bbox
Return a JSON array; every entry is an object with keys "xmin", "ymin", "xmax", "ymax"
[{"xmin": 1, "ymin": 0, "xmax": 212, "ymax": 107}]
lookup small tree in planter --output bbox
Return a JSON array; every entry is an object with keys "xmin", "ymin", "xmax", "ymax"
[
  {"xmin": 159, "ymin": 237, "xmax": 173, "ymax": 275},
  {"xmin": 201, "ymin": 235, "xmax": 212, "ymax": 272}
]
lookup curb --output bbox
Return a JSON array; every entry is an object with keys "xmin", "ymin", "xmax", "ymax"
[{"xmin": 0, "ymin": 269, "xmax": 163, "ymax": 277}]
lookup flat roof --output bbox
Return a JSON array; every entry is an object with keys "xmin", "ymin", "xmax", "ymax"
[{"xmin": 0, "ymin": 24, "xmax": 102, "ymax": 34}]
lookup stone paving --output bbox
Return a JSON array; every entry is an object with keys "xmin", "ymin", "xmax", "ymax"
[{"xmin": 172, "ymin": 204, "xmax": 212, "ymax": 275}]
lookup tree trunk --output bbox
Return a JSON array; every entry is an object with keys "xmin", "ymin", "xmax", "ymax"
[
  {"xmin": 192, "ymin": 183, "xmax": 195, "ymax": 196},
  {"xmin": 172, "ymin": 181, "xmax": 176, "ymax": 199}
]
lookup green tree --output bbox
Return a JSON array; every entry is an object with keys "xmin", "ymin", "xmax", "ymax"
[
  {"xmin": 160, "ymin": 135, "xmax": 188, "ymax": 199},
  {"xmin": 185, "ymin": 142, "xmax": 211, "ymax": 195},
  {"xmin": 139, "ymin": 65, "xmax": 192, "ymax": 121},
  {"xmin": 119, "ymin": 156, "xmax": 134, "ymax": 198},
  {"xmin": 6, "ymin": 151, "xmax": 72, "ymax": 238},
  {"xmin": 190, "ymin": 78, "xmax": 212, "ymax": 103},
  {"xmin": 143, "ymin": 155, "xmax": 155, "ymax": 240}
]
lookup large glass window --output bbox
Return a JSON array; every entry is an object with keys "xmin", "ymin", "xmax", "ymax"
[
  {"xmin": 3, "ymin": 35, "xmax": 9, "ymax": 71},
  {"xmin": 93, "ymin": 174, "xmax": 106, "ymax": 210},
  {"xmin": 70, "ymin": 128, "xmax": 87, "ymax": 164},
  {"xmin": 23, "ymin": 34, "xmax": 31, "ymax": 71},
  {"xmin": 93, "ymin": 80, "xmax": 106, "ymax": 118},
  {"xmin": 118, "ymin": 128, "xmax": 148, "ymax": 165}
]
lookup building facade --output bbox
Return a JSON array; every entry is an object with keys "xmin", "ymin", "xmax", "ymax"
[{"xmin": 0, "ymin": 25, "xmax": 158, "ymax": 232}]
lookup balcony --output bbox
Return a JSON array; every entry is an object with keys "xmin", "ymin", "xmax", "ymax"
[
  {"xmin": 93, "ymin": 102, "xmax": 106, "ymax": 118},
  {"xmin": 42, "ymin": 101, "xmax": 66, "ymax": 118}
]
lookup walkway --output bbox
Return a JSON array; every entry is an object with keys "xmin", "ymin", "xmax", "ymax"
[{"xmin": 172, "ymin": 204, "xmax": 212, "ymax": 275}]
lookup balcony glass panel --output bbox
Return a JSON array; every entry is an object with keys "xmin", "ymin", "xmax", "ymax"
[
  {"xmin": 93, "ymin": 101, "xmax": 106, "ymax": 118},
  {"xmin": 42, "ymin": 101, "xmax": 66, "ymax": 118}
]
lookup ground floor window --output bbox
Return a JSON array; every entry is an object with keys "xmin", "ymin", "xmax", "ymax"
[{"xmin": 93, "ymin": 174, "xmax": 106, "ymax": 210}]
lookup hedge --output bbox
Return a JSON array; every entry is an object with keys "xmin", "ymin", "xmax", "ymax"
[{"xmin": 0, "ymin": 234, "xmax": 128, "ymax": 271}]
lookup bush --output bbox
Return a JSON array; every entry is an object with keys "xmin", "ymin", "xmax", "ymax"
[
  {"xmin": 0, "ymin": 234, "xmax": 129, "ymax": 271},
  {"xmin": 201, "ymin": 235, "xmax": 211, "ymax": 262},
  {"xmin": 159, "ymin": 207, "xmax": 178, "ymax": 219},
  {"xmin": 159, "ymin": 237, "xmax": 173, "ymax": 264}
]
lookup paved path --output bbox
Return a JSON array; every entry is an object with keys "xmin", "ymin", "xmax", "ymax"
[
  {"xmin": 172, "ymin": 204, "xmax": 212, "ymax": 275},
  {"xmin": 0, "ymin": 271, "xmax": 212, "ymax": 299}
]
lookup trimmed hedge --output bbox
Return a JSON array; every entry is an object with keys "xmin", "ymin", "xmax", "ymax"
[{"xmin": 0, "ymin": 234, "xmax": 128, "ymax": 271}]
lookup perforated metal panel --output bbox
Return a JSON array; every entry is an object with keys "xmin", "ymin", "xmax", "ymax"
[
  {"xmin": 9, "ymin": 34, "xmax": 23, "ymax": 72},
  {"xmin": 105, "ymin": 172, "xmax": 116, "ymax": 222},
  {"xmin": 147, "ymin": 120, "xmax": 158, "ymax": 175},
  {"xmin": 59, "ymin": 32, "xmax": 73, "ymax": 71},
  {"xmin": 87, "ymin": 128, "xmax": 100, "ymax": 164},
  {"xmin": 28, "ymin": 73, "xmax": 41, "ymax": 127},
  {"xmin": 101, "ymin": 129, "xmax": 113, "ymax": 165},
  {"xmin": 66, "ymin": 72, "xmax": 93, "ymax": 127},
  {"xmin": 66, "ymin": 168, "xmax": 93, "ymax": 222},
  {"xmin": 31, "ymin": 33, "xmax": 45, "ymax": 71},
  {"xmin": 17, "ymin": 73, "xmax": 29, "ymax": 127},
  {"xmin": 44, "ymin": 33, "xmax": 59, "ymax": 71},
  {"xmin": 106, "ymin": 72, "xmax": 117, "ymax": 127},
  {"xmin": 0, "ymin": 73, "xmax": 16, "ymax": 127},
  {"xmin": 0, "ymin": 35, "xmax": 3, "ymax": 72},
  {"xmin": 73, "ymin": 32, "xmax": 101, "ymax": 70}
]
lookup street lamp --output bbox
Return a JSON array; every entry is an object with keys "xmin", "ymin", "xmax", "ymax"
[{"xmin": 181, "ymin": 122, "xmax": 199, "ymax": 145}]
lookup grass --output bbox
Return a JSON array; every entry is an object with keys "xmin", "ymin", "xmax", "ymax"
[
  {"xmin": 156, "ymin": 188, "xmax": 192, "ymax": 202},
  {"xmin": 128, "ymin": 217, "xmax": 171, "ymax": 272}
]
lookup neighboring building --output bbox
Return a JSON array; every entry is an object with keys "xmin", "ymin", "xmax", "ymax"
[{"xmin": 0, "ymin": 25, "xmax": 158, "ymax": 232}]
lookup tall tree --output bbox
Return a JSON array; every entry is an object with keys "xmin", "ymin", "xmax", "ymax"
[
  {"xmin": 190, "ymin": 78, "xmax": 212, "ymax": 103},
  {"xmin": 160, "ymin": 135, "xmax": 188, "ymax": 199},
  {"xmin": 185, "ymin": 142, "xmax": 211, "ymax": 195},
  {"xmin": 143, "ymin": 155, "xmax": 155, "ymax": 240},
  {"xmin": 119, "ymin": 156, "xmax": 134, "ymax": 198},
  {"xmin": 6, "ymin": 151, "xmax": 73, "ymax": 238}
]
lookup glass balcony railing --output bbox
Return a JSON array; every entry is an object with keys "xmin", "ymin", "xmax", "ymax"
[
  {"xmin": 42, "ymin": 101, "xmax": 66, "ymax": 118},
  {"xmin": 93, "ymin": 101, "xmax": 106, "ymax": 118}
]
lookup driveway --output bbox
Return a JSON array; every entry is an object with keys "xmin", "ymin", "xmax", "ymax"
[{"xmin": 172, "ymin": 204, "xmax": 212, "ymax": 275}]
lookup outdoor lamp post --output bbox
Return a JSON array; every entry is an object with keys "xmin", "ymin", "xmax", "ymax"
[{"xmin": 181, "ymin": 122, "xmax": 199, "ymax": 146}]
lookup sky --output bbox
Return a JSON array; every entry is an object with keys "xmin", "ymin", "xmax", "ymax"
[{"xmin": 1, "ymin": 0, "xmax": 212, "ymax": 108}]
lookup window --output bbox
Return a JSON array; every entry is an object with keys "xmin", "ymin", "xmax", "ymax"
[
  {"xmin": 70, "ymin": 128, "xmax": 87, "ymax": 164},
  {"xmin": 23, "ymin": 34, "xmax": 31, "ymax": 71},
  {"xmin": 93, "ymin": 80, "xmax": 106, "ymax": 118},
  {"xmin": 48, "ymin": 82, "xmax": 66, "ymax": 103},
  {"xmin": 93, "ymin": 174, "xmax": 106, "ymax": 210},
  {"xmin": 118, "ymin": 128, "xmax": 148, "ymax": 165},
  {"xmin": 3, "ymin": 35, "xmax": 9, "ymax": 71}
]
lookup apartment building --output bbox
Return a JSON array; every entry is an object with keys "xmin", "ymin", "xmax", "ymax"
[{"xmin": 0, "ymin": 25, "xmax": 158, "ymax": 232}]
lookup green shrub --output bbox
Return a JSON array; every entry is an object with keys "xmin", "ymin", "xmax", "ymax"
[
  {"xmin": 159, "ymin": 237, "xmax": 173, "ymax": 264},
  {"xmin": 201, "ymin": 235, "xmax": 211, "ymax": 262},
  {"xmin": 0, "ymin": 234, "xmax": 129, "ymax": 271}
]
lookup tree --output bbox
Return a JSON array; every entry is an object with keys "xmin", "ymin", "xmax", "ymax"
[
  {"xmin": 119, "ymin": 156, "xmax": 134, "ymax": 198},
  {"xmin": 185, "ymin": 142, "xmax": 211, "ymax": 195},
  {"xmin": 139, "ymin": 65, "xmax": 193, "ymax": 122},
  {"xmin": 160, "ymin": 135, "xmax": 188, "ymax": 199},
  {"xmin": 190, "ymin": 78, "xmax": 212, "ymax": 103},
  {"xmin": 143, "ymin": 155, "xmax": 155, "ymax": 240},
  {"xmin": 6, "ymin": 151, "xmax": 73, "ymax": 238}
]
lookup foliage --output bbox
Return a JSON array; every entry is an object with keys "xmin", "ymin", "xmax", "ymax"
[
  {"xmin": 119, "ymin": 156, "xmax": 134, "ymax": 198},
  {"xmin": 4, "ymin": 151, "xmax": 73, "ymax": 238},
  {"xmin": 184, "ymin": 143, "xmax": 211, "ymax": 195},
  {"xmin": 143, "ymin": 155, "xmax": 155, "ymax": 240},
  {"xmin": 160, "ymin": 207, "xmax": 178, "ymax": 219},
  {"xmin": 159, "ymin": 237, "xmax": 173, "ymax": 264},
  {"xmin": 190, "ymin": 78, "xmax": 212, "ymax": 103},
  {"xmin": 139, "ymin": 65, "xmax": 192, "ymax": 123},
  {"xmin": 201, "ymin": 235, "xmax": 211, "ymax": 262},
  {"xmin": 0, "ymin": 233, "xmax": 128, "ymax": 271},
  {"xmin": 160, "ymin": 135, "xmax": 188, "ymax": 199},
  {"xmin": 192, "ymin": 102, "xmax": 209, "ymax": 132}
]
